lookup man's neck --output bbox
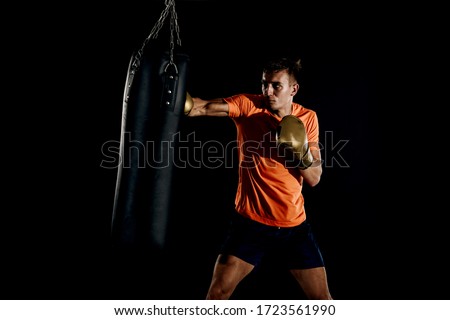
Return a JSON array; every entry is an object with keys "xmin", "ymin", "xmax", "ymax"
[{"xmin": 272, "ymin": 104, "xmax": 292, "ymax": 119}]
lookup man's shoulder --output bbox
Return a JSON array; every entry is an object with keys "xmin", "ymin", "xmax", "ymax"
[
  {"xmin": 293, "ymin": 103, "xmax": 316, "ymax": 117},
  {"xmin": 227, "ymin": 94, "xmax": 266, "ymax": 115}
]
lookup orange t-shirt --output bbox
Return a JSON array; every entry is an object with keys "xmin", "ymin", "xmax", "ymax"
[{"xmin": 225, "ymin": 94, "xmax": 320, "ymax": 227}]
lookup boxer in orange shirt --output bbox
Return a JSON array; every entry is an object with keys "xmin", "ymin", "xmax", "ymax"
[{"xmin": 186, "ymin": 57, "xmax": 332, "ymax": 300}]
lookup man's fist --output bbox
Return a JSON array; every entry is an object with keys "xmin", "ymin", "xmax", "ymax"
[
  {"xmin": 184, "ymin": 92, "xmax": 194, "ymax": 115},
  {"xmin": 276, "ymin": 115, "xmax": 313, "ymax": 169}
]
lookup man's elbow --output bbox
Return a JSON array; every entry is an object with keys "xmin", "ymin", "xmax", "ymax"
[
  {"xmin": 303, "ymin": 166, "xmax": 322, "ymax": 187},
  {"xmin": 308, "ymin": 176, "xmax": 321, "ymax": 187}
]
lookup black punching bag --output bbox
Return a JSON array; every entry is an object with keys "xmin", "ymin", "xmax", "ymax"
[{"xmin": 111, "ymin": 38, "xmax": 189, "ymax": 253}]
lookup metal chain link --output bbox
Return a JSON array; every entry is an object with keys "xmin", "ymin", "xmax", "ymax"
[{"xmin": 131, "ymin": 0, "xmax": 182, "ymax": 73}]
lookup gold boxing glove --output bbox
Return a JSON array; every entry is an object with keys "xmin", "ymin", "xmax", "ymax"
[
  {"xmin": 184, "ymin": 92, "xmax": 194, "ymax": 116},
  {"xmin": 276, "ymin": 115, "xmax": 314, "ymax": 169}
]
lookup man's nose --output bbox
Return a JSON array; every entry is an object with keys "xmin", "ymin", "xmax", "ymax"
[{"xmin": 263, "ymin": 84, "xmax": 274, "ymax": 96}]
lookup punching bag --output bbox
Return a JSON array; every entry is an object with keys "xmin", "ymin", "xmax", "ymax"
[{"xmin": 111, "ymin": 5, "xmax": 189, "ymax": 253}]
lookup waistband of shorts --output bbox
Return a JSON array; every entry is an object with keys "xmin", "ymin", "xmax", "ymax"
[{"xmin": 232, "ymin": 211, "xmax": 306, "ymax": 230}]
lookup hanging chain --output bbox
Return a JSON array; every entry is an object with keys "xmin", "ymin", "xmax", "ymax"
[
  {"xmin": 165, "ymin": 0, "xmax": 182, "ymax": 73},
  {"xmin": 125, "ymin": 0, "xmax": 182, "ymax": 103},
  {"xmin": 131, "ymin": 0, "xmax": 182, "ymax": 73}
]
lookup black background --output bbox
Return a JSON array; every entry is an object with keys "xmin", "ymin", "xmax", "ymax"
[{"xmin": 3, "ymin": 0, "xmax": 447, "ymax": 300}]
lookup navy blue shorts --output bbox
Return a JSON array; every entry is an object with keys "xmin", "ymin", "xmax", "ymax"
[{"xmin": 220, "ymin": 213, "xmax": 325, "ymax": 270}]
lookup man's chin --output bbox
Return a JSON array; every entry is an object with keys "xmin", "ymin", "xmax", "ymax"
[{"xmin": 269, "ymin": 103, "xmax": 280, "ymax": 110}]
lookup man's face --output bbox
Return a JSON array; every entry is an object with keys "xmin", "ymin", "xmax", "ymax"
[{"xmin": 261, "ymin": 69, "xmax": 298, "ymax": 111}]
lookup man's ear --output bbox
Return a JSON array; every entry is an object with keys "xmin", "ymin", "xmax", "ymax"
[{"xmin": 291, "ymin": 83, "xmax": 300, "ymax": 96}]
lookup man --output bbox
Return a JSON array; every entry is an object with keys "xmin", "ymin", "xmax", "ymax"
[{"xmin": 185, "ymin": 57, "xmax": 332, "ymax": 300}]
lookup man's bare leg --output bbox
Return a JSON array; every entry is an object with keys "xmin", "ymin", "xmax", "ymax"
[
  {"xmin": 206, "ymin": 254, "xmax": 255, "ymax": 300},
  {"xmin": 290, "ymin": 267, "xmax": 333, "ymax": 299}
]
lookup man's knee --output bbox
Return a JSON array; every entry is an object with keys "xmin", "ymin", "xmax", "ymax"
[{"xmin": 206, "ymin": 284, "xmax": 233, "ymax": 300}]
